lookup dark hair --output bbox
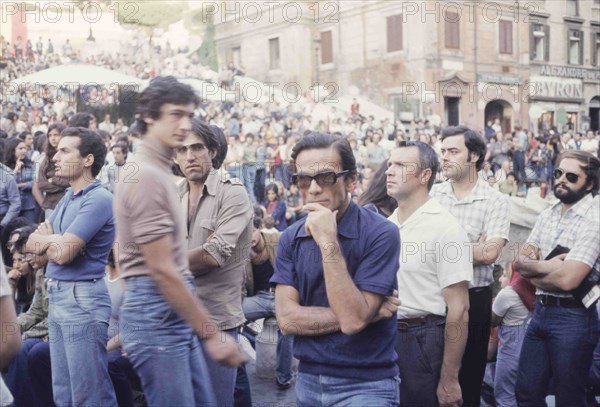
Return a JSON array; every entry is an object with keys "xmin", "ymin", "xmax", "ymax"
[
  {"xmin": 440, "ymin": 125, "xmax": 487, "ymax": 171},
  {"xmin": 397, "ymin": 141, "xmax": 440, "ymax": 191},
  {"xmin": 12, "ymin": 225, "xmax": 37, "ymax": 253},
  {"xmin": 265, "ymin": 183, "xmax": 279, "ymax": 201},
  {"xmin": 135, "ymin": 76, "xmax": 200, "ymax": 135},
  {"xmin": 18, "ymin": 131, "xmax": 32, "ymax": 141},
  {"xmin": 188, "ymin": 119, "xmax": 220, "ymax": 169},
  {"xmin": 97, "ymin": 130, "xmax": 111, "ymax": 143},
  {"xmin": 4, "ymin": 137, "xmax": 32, "ymax": 170},
  {"xmin": 253, "ymin": 204, "xmax": 266, "ymax": 220},
  {"xmin": 68, "ymin": 112, "xmax": 95, "ymax": 128},
  {"xmin": 291, "ymin": 132, "xmax": 357, "ymax": 174},
  {"xmin": 111, "ymin": 142, "xmax": 128, "ymax": 157},
  {"xmin": 60, "ymin": 127, "xmax": 107, "ymax": 177},
  {"xmin": 1, "ymin": 217, "xmax": 31, "ymax": 268},
  {"xmin": 0, "ymin": 130, "xmax": 8, "ymax": 139},
  {"xmin": 210, "ymin": 125, "xmax": 228, "ymax": 170},
  {"xmin": 253, "ymin": 216, "xmax": 263, "ymax": 229},
  {"xmin": 507, "ymin": 171, "xmax": 516, "ymax": 179},
  {"xmin": 358, "ymin": 159, "xmax": 397, "ymax": 215},
  {"xmin": 34, "ymin": 134, "xmax": 47, "ymax": 153},
  {"xmin": 557, "ymin": 150, "xmax": 600, "ymax": 196},
  {"xmin": 46, "ymin": 122, "xmax": 66, "ymax": 159}
]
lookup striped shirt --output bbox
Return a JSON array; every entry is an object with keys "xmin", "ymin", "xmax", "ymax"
[
  {"xmin": 431, "ymin": 178, "xmax": 510, "ymax": 287},
  {"xmin": 527, "ymin": 193, "xmax": 600, "ymax": 298}
]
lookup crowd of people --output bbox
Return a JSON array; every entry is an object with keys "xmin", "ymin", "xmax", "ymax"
[{"xmin": 0, "ymin": 35, "xmax": 600, "ymax": 407}]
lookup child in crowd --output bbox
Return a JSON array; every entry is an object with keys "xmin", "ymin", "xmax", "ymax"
[{"xmin": 491, "ymin": 263, "xmax": 531, "ymax": 407}]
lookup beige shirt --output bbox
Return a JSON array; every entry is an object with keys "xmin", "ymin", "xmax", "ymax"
[
  {"xmin": 178, "ymin": 172, "xmax": 252, "ymax": 330},
  {"xmin": 115, "ymin": 139, "xmax": 191, "ymax": 279}
]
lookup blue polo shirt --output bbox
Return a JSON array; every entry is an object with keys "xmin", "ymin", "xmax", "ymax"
[
  {"xmin": 46, "ymin": 181, "xmax": 115, "ymax": 281},
  {"xmin": 271, "ymin": 200, "xmax": 400, "ymax": 380}
]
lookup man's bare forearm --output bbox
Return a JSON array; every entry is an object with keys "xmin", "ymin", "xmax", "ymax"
[
  {"xmin": 322, "ymin": 242, "xmax": 377, "ymax": 335},
  {"xmin": 188, "ymin": 247, "xmax": 219, "ymax": 276},
  {"xmin": 441, "ymin": 305, "xmax": 469, "ymax": 379},
  {"xmin": 278, "ymin": 305, "xmax": 340, "ymax": 336}
]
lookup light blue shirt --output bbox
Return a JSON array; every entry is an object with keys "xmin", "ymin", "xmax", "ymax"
[{"xmin": 46, "ymin": 181, "xmax": 115, "ymax": 281}]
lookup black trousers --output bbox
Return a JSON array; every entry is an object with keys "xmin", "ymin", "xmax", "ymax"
[{"xmin": 459, "ymin": 286, "xmax": 492, "ymax": 407}]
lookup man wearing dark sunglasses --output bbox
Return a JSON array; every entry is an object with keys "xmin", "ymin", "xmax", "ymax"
[
  {"xmin": 271, "ymin": 133, "xmax": 401, "ymax": 406},
  {"xmin": 515, "ymin": 150, "xmax": 600, "ymax": 406}
]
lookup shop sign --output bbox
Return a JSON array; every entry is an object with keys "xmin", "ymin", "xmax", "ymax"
[
  {"xmin": 539, "ymin": 65, "xmax": 600, "ymax": 81},
  {"xmin": 529, "ymin": 76, "xmax": 583, "ymax": 100}
]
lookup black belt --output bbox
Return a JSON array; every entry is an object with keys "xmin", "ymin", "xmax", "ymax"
[
  {"xmin": 397, "ymin": 314, "xmax": 445, "ymax": 330},
  {"xmin": 536, "ymin": 295, "xmax": 583, "ymax": 308},
  {"xmin": 470, "ymin": 286, "xmax": 492, "ymax": 293}
]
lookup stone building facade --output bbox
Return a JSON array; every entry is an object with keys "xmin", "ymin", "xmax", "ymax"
[{"xmin": 212, "ymin": 0, "xmax": 599, "ymax": 133}]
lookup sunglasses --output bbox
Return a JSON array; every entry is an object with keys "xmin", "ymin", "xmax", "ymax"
[
  {"xmin": 291, "ymin": 170, "xmax": 349, "ymax": 188},
  {"xmin": 553, "ymin": 168, "xmax": 580, "ymax": 183}
]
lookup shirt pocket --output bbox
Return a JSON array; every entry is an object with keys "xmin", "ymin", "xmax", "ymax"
[{"xmin": 196, "ymin": 218, "xmax": 216, "ymax": 243}]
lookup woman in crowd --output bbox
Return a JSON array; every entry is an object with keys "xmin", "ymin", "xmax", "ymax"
[
  {"xmin": 358, "ymin": 159, "xmax": 397, "ymax": 217},
  {"xmin": 32, "ymin": 123, "xmax": 69, "ymax": 220},
  {"xmin": 264, "ymin": 183, "xmax": 287, "ymax": 232},
  {"xmin": 4, "ymin": 137, "xmax": 37, "ymax": 223},
  {"xmin": 31, "ymin": 115, "xmax": 47, "ymax": 135},
  {"xmin": 18, "ymin": 131, "xmax": 34, "ymax": 159}
]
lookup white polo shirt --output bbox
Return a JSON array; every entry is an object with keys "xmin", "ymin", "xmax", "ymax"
[{"xmin": 389, "ymin": 198, "xmax": 473, "ymax": 319}]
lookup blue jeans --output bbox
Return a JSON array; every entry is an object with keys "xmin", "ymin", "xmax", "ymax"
[
  {"xmin": 395, "ymin": 318, "xmax": 444, "ymax": 407},
  {"xmin": 515, "ymin": 303, "xmax": 599, "ymax": 407},
  {"xmin": 242, "ymin": 164, "xmax": 257, "ymax": 204},
  {"xmin": 513, "ymin": 150, "xmax": 526, "ymax": 182},
  {"xmin": 274, "ymin": 164, "xmax": 290, "ymax": 189},
  {"xmin": 4, "ymin": 338, "xmax": 45, "ymax": 407},
  {"xmin": 47, "ymin": 278, "xmax": 117, "ymax": 407},
  {"xmin": 254, "ymin": 168, "xmax": 266, "ymax": 204},
  {"xmin": 295, "ymin": 372, "xmax": 400, "ymax": 407},
  {"xmin": 201, "ymin": 328, "xmax": 239, "ymax": 407},
  {"xmin": 27, "ymin": 340, "xmax": 55, "ymax": 407},
  {"xmin": 107, "ymin": 350, "xmax": 137, "ymax": 407},
  {"xmin": 494, "ymin": 323, "xmax": 528, "ymax": 407},
  {"xmin": 242, "ymin": 290, "xmax": 293, "ymax": 383},
  {"xmin": 234, "ymin": 365, "xmax": 253, "ymax": 407},
  {"xmin": 120, "ymin": 275, "xmax": 216, "ymax": 407}
]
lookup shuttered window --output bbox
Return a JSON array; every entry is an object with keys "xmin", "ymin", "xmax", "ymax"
[
  {"xmin": 530, "ymin": 24, "xmax": 550, "ymax": 61},
  {"xmin": 321, "ymin": 30, "xmax": 333, "ymax": 64},
  {"xmin": 387, "ymin": 14, "xmax": 403, "ymax": 52},
  {"xmin": 445, "ymin": 11, "xmax": 460, "ymax": 49},
  {"xmin": 499, "ymin": 20, "xmax": 513, "ymax": 54},
  {"xmin": 269, "ymin": 38, "xmax": 280, "ymax": 69}
]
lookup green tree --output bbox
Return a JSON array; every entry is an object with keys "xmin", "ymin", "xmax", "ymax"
[
  {"xmin": 112, "ymin": 0, "xmax": 188, "ymax": 42},
  {"xmin": 195, "ymin": 13, "xmax": 218, "ymax": 71}
]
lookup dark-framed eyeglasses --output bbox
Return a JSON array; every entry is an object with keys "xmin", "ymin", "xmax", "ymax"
[
  {"xmin": 553, "ymin": 168, "xmax": 580, "ymax": 183},
  {"xmin": 291, "ymin": 170, "xmax": 349, "ymax": 188}
]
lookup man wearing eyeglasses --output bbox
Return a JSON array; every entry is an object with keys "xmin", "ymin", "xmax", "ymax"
[
  {"xmin": 515, "ymin": 150, "xmax": 600, "ymax": 406},
  {"xmin": 175, "ymin": 118, "xmax": 252, "ymax": 407},
  {"xmin": 271, "ymin": 133, "xmax": 401, "ymax": 406}
]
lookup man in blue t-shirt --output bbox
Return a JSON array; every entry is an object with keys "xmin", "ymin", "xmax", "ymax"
[
  {"xmin": 271, "ymin": 132, "xmax": 401, "ymax": 406},
  {"xmin": 26, "ymin": 127, "xmax": 117, "ymax": 406}
]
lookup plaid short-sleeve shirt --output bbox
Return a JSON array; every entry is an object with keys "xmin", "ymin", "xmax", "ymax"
[
  {"xmin": 431, "ymin": 178, "xmax": 510, "ymax": 287},
  {"xmin": 527, "ymin": 193, "xmax": 600, "ymax": 297}
]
